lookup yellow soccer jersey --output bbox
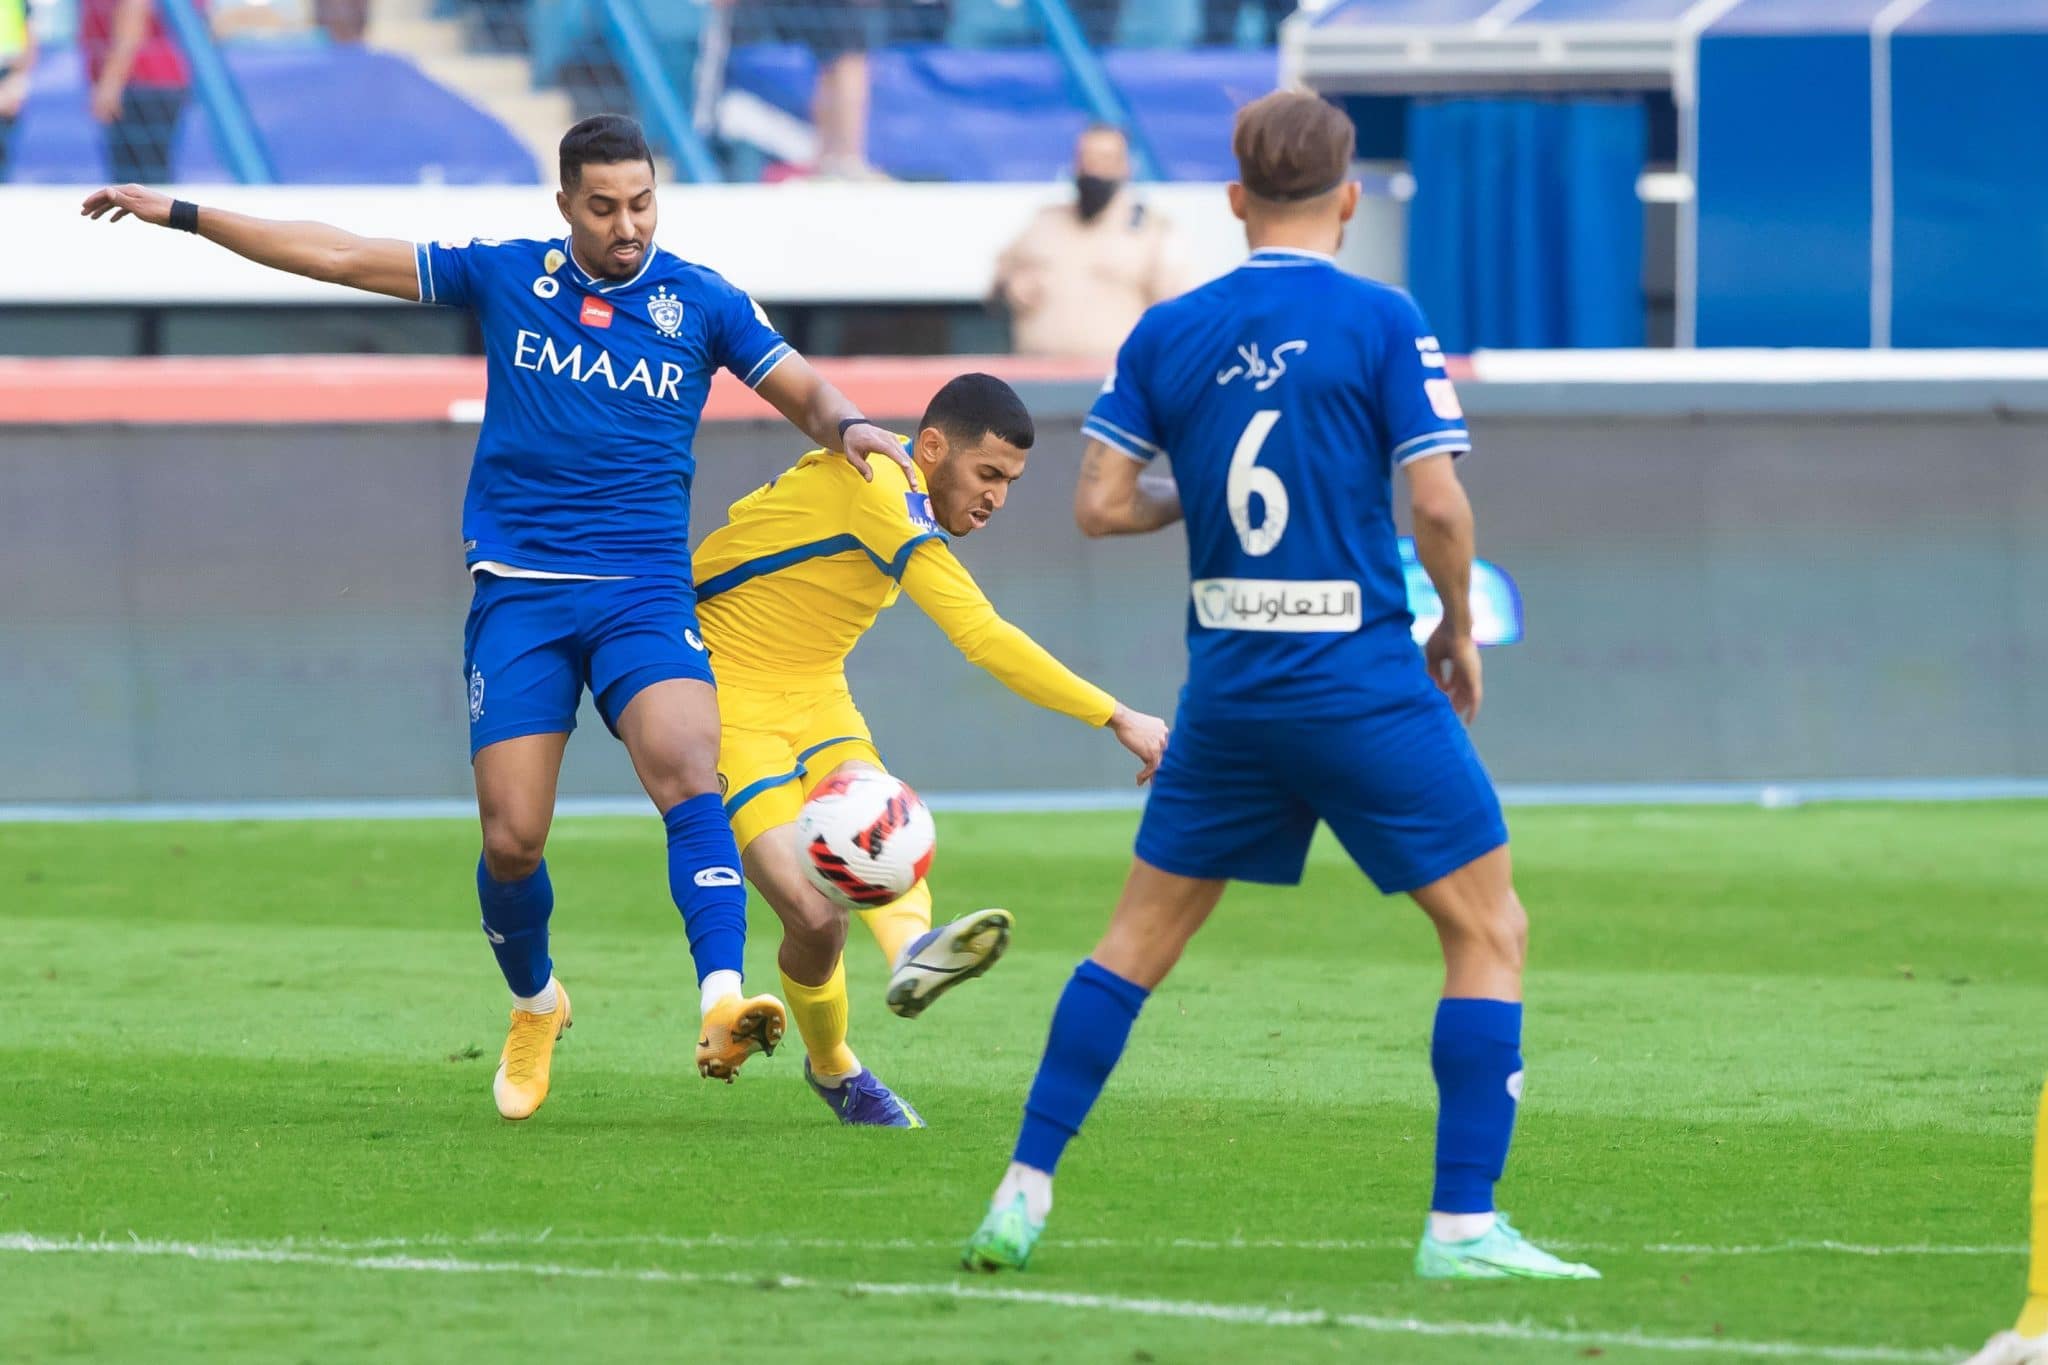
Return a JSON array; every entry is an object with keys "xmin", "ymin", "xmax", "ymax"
[{"xmin": 693, "ymin": 448, "xmax": 1116, "ymax": 725}]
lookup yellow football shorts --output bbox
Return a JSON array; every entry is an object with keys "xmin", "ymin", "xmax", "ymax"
[{"xmin": 718, "ymin": 682, "xmax": 884, "ymax": 852}]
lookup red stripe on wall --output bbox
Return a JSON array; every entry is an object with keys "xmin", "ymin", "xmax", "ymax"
[{"xmin": 0, "ymin": 353, "xmax": 1477, "ymax": 425}]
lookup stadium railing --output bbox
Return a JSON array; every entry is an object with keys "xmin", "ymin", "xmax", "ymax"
[
  {"xmin": 465, "ymin": 0, "xmax": 1291, "ymax": 183},
  {"xmin": 1, "ymin": 0, "xmax": 1294, "ymax": 186}
]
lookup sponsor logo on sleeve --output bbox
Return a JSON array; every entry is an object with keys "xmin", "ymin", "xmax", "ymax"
[
  {"xmin": 905, "ymin": 492, "xmax": 939, "ymax": 532},
  {"xmin": 1425, "ymin": 377, "xmax": 1463, "ymax": 420}
]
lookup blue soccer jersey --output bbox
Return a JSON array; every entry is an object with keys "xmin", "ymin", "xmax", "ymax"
[
  {"xmin": 416, "ymin": 235, "xmax": 792, "ymax": 578},
  {"xmin": 1083, "ymin": 247, "xmax": 1470, "ymax": 717}
]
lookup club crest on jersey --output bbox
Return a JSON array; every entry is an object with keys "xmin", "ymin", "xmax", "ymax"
[
  {"xmin": 647, "ymin": 286, "xmax": 685, "ymax": 338},
  {"xmin": 905, "ymin": 491, "xmax": 939, "ymax": 532}
]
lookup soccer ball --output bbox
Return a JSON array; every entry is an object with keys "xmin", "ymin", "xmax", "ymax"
[{"xmin": 797, "ymin": 770, "xmax": 936, "ymax": 909}]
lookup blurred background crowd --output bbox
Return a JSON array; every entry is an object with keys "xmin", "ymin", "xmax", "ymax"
[{"xmin": 1, "ymin": 0, "xmax": 2041, "ymax": 362}]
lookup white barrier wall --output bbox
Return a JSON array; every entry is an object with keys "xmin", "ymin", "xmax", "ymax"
[{"xmin": 0, "ymin": 182, "xmax": 1407, "ymax": 306}]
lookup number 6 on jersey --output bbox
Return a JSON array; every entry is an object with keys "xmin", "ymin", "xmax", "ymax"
[{"xmin": 1227, "ymin": 409, "xmax": 1287, "ymax": 556}]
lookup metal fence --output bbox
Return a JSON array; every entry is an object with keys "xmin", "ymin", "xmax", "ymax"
[{"xmin": 5, "ymin": 383, "xmax": 2044, "ymax": 806}]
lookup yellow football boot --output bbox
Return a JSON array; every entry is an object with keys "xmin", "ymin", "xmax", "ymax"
[
  {"xmin": 697, "ymin": 993, "xmax": 785, "ymax": 1082},
  {"xmin": 493, "ymin": 979, "xmax": 572, "ymax": 1120}
]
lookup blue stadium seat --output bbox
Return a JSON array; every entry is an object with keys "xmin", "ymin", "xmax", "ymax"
[
  {"xmin": 9, "ymin": 42, "xmax": 537, "ymax": 184},
  {"xmin": 722, "ymin": 43, "xmax": 1272, "ymax": 180}
]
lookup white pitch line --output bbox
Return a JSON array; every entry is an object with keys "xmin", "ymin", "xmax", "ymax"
[
  {"xmin": 1646, "ymin": 1240, "xmax": 2027, "ymax": 1258},
  {"xmin": 0, "ymin": 1233, "xmax": 1960, "ymax": 1362},
  {"xmin": 245, "ymin": 1230, "xmax": 2026, "ymax": 1259}
]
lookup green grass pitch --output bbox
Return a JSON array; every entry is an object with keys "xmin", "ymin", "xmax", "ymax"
[{"xmin": 5, "ymin": 804, "xmax": 2043, "ymax": 1363}]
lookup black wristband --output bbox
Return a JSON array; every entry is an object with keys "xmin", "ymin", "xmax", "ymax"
[
  {"xmin": 837, "ymin": 416, "xmax": 871, "ymax": 439},
  {"xmin": 168, "ymin": 199, "xmax": 200, "ymax": 233}
]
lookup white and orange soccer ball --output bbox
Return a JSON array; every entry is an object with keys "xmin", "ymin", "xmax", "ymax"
[{"xmin": 797, "ymin": 770, "xmax": 936, "ymax": 909}]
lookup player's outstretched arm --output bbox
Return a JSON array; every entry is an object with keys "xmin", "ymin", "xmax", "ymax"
[
  {"xmin": 900, "ymin": 540, "xmax": 1166, "ymax": 783},
  {"xmin": 1407, "ymin": 453, "xmax": 1483, "ymax": 723},
  {"xmin": 1073, "ymin": 439, "xmax": 1181, "ymax": 537},
  {"xmin": 753, "ymin": 353, "xmax": 917, "ymax": 483},
  {"xmin": 80, "ymin": 186, "xmax": 423, "ymax": 301}
]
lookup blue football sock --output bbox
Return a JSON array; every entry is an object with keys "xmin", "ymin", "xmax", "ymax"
[
  {"xmin": 663, "ymin": 794, "xmax": 747, "ymax": 983},
  {"xmin": 1430, "ymin": 997, "xmax": 1524, "ymax": 1215},
  {"xmin": 476, "ymin": 855, "xmax": 554, "ymax": 998},
  {"xmin": 1012, "ymin": 959, "xmax": 1150, "ymax": 1174}
]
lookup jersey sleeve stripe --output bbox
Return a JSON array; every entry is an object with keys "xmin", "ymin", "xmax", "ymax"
[
  {"xmin": 695, "ymin": 532, "xmax": 865, "ymax": 601},
  {"xmin": 1081, "ymin": 417, "xmax": 1161, "ymax": 462},
  {"xmin": 413, "ymin": 243, "xmax": 432, "ymax": 303},
  {"xmin": 742, "ymin": 342, "xmax": 794, "ymax": 388},
  {"xmin": 1393, "ymin": 430, "xmax": 1472, "ymax": 463},
  {"xmin": 880, "ymin": 530, "xmax": 944, "ymax": 580}
]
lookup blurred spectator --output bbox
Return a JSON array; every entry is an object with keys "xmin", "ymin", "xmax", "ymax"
[
  {"xmin": 1204, "ymin": 0, "xmax": 1294, "ymax": 44},
  {"xmin": 81, "ymin": 0, "xmax": 191, "ymax": 185},
  {"xmin": 212, "ymin": 0, "xmax": 313, "ymax": 40},
  {"xmin": 992, "ymin": 124, "xmax": 1194, "ymax": 358},
  {"xmin": 729, "ymin": 0, "xmax": 889, "ymax": 179},
  {"xmin": 0, "ymin": 0, "xmax": 32, "ymax": 182},
  {"xmin": 315, "ymin": 0, "xmax": 367, "ymax": 42}
]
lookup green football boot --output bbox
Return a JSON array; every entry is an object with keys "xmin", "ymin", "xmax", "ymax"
[
  {"xmin": 961, "ymin": 1191, "xmax": 1044, "ymax": 1272},
  {"xmin": 1415, "ymin": 1214, "xmax": 1601, "ymax": 1281}
]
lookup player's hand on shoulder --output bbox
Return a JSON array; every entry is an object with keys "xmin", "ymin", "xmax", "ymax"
[
  {"xmin": 80, "ymin": 184, "xmax": 172, "ymax": 226},
  {"xmin": 839, "ymin": 422, "xmax": 916, "ymax": 484},
  {"xmin": 1108, "ymin": 703, "xmax": 1169, "ymax": 785},
  {"xmin": 1425, "ymin": 622, "xmax": 1483, "ymax": 723}
]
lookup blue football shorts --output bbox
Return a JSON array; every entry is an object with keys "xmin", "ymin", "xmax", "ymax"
[
  {"xmin": 1134, "ymin": 690, "xmax": 1509, "ymax": 894},
  {"xmin": 461, "ymin": 572, "xmax": 715, "ymax": 757}
]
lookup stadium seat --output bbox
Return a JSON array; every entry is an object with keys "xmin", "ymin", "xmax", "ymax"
[
  {"xmin": 721, "ymin": 44, "xmax": 1273, "ymax": 181},
  {"xmin": 8, "ymin": 41, "xmax": 536, "ymax": 183}
]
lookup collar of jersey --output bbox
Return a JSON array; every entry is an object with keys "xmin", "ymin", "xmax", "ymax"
[
  {"xmin": 1246, "ymin": 246, "xmax": 1334, "ymax": 265},
  {"xmin": 562, "ymin": 236, "xmax": 660, "ymax": 293}
]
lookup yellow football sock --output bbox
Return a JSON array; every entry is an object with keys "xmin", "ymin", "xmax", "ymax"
[
  {"xmin": 859, "ymin": 879, "xmax": 933, "ymax": 967},
  {"xmin": 2020, "ymin": 1077, "xmax": 2048, "ymax": 1337},
  {"xmin": 780, "ymin": 958, "xmax": 858, "ymax": 1078}
]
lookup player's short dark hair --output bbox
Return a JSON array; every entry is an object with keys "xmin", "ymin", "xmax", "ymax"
[
  {"xmin": 1232, "ymin": 91, "xmax": 1354, "ymax": 204},
  {"xmin": 918, "ymin": 373, "xmax": 1035, "ymax": 452},
  {"xmin": 559, "ymin": 114, "xmax": 653, "ymax": 189}
]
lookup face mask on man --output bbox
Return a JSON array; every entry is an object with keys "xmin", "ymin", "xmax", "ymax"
[{"xmin": 1074, "ymin": 174, "xmax": 1122, "ymax": 223}]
